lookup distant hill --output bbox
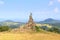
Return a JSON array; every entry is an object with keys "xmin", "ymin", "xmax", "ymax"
[
  {"xmin": 3, "ymin": 20, "xmax": 14, "ymax": 22},
  {"xmin": 0, "ymin": 20, "xmax": 25, "ymax": 28},
  {"xmin": 38, "ymin": 18, "xmax": 60, "ymax": 24},
  {"xmin": 38, "ymin": 18, "xmax": 60, "ymax": 28}
]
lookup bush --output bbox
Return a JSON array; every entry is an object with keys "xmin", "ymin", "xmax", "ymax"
[
  {"xmin": 0, "ymin": 26, "xmax": 9, "ymax": 32},
  {"xmin": 40, "ymin": 26, "xmax": 49, "ymax": 31},
  {"xmin": 35, "ymin": 26, "xmax": 40, "ymax": 32},
  {"xmin": 48, "ymin": 27, "xmax": 60, "ymax": 33}
]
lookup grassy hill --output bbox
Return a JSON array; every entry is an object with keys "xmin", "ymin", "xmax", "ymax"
[
  {"xmin": 0, "ymin": 32, "xmax": 60, "ymax": 40},
  {"xmin": 0, "ymin": 23, "xmax": 60, "ymax": 40},
  {"xmin": 38, "ymin": 18, "xmax": 60, "ymax": 28},
  {"xmin": 0, "ymin": 22, "xmax": 25, "ymax": 28}
]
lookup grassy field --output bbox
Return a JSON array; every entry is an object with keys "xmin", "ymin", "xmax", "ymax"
[{"xmin": 0, "ymin": 32, "xmax": 60, "ymax": 40}]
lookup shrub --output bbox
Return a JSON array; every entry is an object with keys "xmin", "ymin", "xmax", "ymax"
[
  {"xmin": 0, "ymin": 26, "xmax": 9, "ymax": 32},
  {"xmin": 35, "ymin": 26, "xmax": 40, "ymax": 32},
  {"xmin": 48, "ymin": 27, "xmax": 60, "ymax": 33},
  {"xmin": 40, "ymin": 26, "xmax": 48, "ymax": 30}
]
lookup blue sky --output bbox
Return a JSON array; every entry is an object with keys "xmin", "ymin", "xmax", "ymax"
[{"xmin": 0, "ymin": 0, "xmax": 60, "ymax": 22}]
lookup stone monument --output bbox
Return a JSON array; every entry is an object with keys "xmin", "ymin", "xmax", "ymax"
[
  {"xmin": 12, "ymin": 13, "xmax": 36, "ymax": 32},
  {"xmin": 23, "ymin": 13, "xmax": 36, "ymax": 31}
]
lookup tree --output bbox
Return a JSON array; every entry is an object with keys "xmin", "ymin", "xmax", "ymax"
[
  {"xmin": 35, "ymin": 26, "xmax": 40, "ymax": 32},
  {"xmin": 48, "ymin": 27, "xmax": 60, "ymax": 33},
  {"xmin": 0, "ymin": 26, "xmax": 9, "ymax": 32}
]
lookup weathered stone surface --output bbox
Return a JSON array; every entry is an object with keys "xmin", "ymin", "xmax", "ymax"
[{"xmin": 23, "ymin": 13, "xmax": 36, "ymax": 31}]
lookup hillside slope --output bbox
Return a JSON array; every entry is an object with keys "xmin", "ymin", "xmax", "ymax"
[
  {"xmin": 0, "ymin": 32, "xmax": 60, "ymax": 40},
  {"xmin": 38, "ymin": 18, "xmax": 60, "ymax": 28}
]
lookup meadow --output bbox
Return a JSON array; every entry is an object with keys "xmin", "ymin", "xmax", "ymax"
[{"xmin": 0, "ymin": 32, "xmax": 60, "ymax": 40}]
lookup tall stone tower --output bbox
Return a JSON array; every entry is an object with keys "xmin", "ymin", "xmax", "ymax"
[
  {"xmin": 24, "ymin": 13, "xmax": 36, "ymax": 31},
  {"xmin": 12, "ymin": 13, "xmax": 36, "ymax": 32},
  {"xmin": 28, "ymin": 13, "xmax": 33, "ymax": 23}
]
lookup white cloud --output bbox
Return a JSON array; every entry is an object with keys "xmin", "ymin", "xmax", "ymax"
[
  {"xmin": 54, "ymin": 7, "xmax": 59, "ymax": 13},
  {"xmin": 57, "ymin": 0, "xmax": 60, "ymax": 2},
  {"xmin": 48, "ymin": 0, "xmax": 53, "ymax": 6}
]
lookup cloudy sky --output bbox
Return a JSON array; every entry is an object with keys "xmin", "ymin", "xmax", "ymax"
[{"xmin": 0, "ymin": 0, "xmax": 60, "ymax": 22}]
